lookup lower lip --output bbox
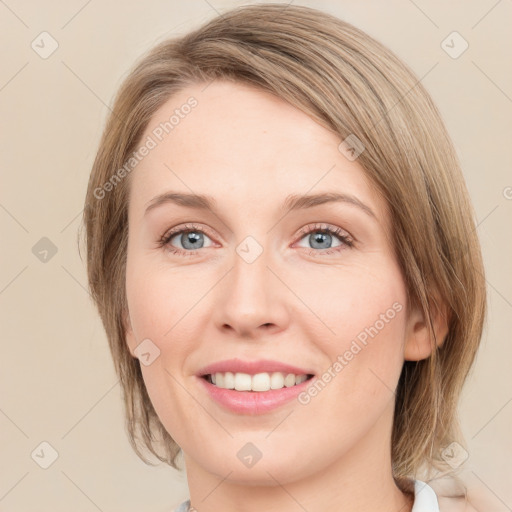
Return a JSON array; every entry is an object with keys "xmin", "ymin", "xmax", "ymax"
[{"xmin": 198, "ymin": 376, "xmax": 314, "ymax": 415}]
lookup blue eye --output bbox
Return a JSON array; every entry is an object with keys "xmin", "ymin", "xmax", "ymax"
[
  {"xmin": 299, "ymin": 230, "xmax": 341, "ymax": 250},
  {"xmin": 161, "ymin": 224, "xmax": 214, "ymax": 255},
  {"xmin": 295, "ymin": 223, "xmax": 354, "ymax": 255}
]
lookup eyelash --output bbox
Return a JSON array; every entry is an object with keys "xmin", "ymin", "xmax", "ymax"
[{"xmin": 158, "ymin": 222, "xmax": 354, "ymax": 257}]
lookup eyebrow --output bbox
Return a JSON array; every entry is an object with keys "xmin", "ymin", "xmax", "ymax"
[
  {"xmin": 144, "ymin": 191, "xmax": 376, "ymax": 219},
  {"xmin": 284, "ymin": 192, "xmax": 376, "ymax": 218}
]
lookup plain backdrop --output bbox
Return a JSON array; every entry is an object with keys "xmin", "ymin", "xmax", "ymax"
[{"xmin": 1, "ymin": 1, "xmax": 511, "ymax": 511}]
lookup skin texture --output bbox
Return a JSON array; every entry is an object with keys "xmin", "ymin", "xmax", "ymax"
[{"xmin": 124, "ymin": 80, "xmax": 448, "ymax": 512}]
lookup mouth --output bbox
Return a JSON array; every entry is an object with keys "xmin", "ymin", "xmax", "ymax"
[
  {"xmin": 202, "ymin": 371, "xmax": 315, "ymax": 392},
  {"xmin": 198, "ymin": 372, "xmax": 315, "ymax": 415},
  {"xmin": 196, "ymin": 358, "xmax": 316, "ymax": 414}
]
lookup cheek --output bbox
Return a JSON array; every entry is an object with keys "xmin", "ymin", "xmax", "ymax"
[
  {"xmin": 126, "ymin": 257, "xmax": 200, "ymax": 341},
  {"xmin": 125, "ymin": 260, "xmax": 200, "ymax": 443},
  {"xmin": 294, "ymin": 262, "xmax": 407, "ymax": 390},
  {"xmin": 296, "ymin": 261, "xmax": 406, "ymax": 340}
]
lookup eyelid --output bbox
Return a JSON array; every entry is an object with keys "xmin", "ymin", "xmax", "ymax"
[
  {"xmin": 294, "ymin": 222, "xmax": 353, "ymax": 243},
  {"xmin": 160, "ymin": 222, "xmax": 218, "ymax": 246}
]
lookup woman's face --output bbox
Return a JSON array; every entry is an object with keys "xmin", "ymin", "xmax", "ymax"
[{"xmin": 124, "ymin": 80, "xmax": 421, "ymax": 485}]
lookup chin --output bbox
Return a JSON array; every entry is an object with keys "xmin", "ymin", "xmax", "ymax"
[{"xmin": 192, "ymin": 444, "xmax": 319, "ymax": 487}]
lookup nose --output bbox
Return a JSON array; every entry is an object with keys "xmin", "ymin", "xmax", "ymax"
[{"xmin": 213, "ymin": 246, "xmax": 290, "ymax": 339}]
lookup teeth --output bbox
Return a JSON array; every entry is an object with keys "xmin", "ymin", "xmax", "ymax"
[
  {"xmin": 209, "ymin": 372, "xmax": 309, "ymax": 392},
  {"xmin": 234, "ymin": 373, "xmax": 252, "ymax": 391},
  {"xmin": 224, "ymin": 371, "xmax": 235, "ymax": 389}
]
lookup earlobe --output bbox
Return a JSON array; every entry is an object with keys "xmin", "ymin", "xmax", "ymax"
[{"xmin": 404, "ymin": 296, "xmax": 450, "ymax": 361}]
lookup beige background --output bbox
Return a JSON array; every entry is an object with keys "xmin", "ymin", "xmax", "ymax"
[{"xmin": 1, "ymin": 1, "xmax": 511, "ymax": 511}]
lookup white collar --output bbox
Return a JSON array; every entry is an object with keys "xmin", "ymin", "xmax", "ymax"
[{"xmin": 412, "ymin": 480, "xmax": 440, "ymax": 511}]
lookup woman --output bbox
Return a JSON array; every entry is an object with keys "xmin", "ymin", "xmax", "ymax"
[{"xmin": 83, "ymin": 4, "xmax": 486, "ymax": 511}]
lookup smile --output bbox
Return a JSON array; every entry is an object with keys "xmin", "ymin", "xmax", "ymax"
[{"xmin": 198, "ymin": 374, "xmax": 316, "ymax": 414}]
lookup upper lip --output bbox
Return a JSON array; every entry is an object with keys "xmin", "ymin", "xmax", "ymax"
[{"xmin": 197, "ymin": 358, "xmax": 315, "ymax": 377}]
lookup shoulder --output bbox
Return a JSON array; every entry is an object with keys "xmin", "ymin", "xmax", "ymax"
[
  {"xmin": 170, "ymin": 499, "xmax": 190, "ymax": 512},
  {"xmin": 438, "ymin": 495, "xmax": 479, "ymax": 512},
  {"xmin": 428, "ymin": 474, "xmax": 494, "ymax": 512}
]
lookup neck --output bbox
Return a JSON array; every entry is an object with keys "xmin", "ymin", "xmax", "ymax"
[{"xmin": 183, "ymin": 404, "xmax": 414, "ymax": 512}]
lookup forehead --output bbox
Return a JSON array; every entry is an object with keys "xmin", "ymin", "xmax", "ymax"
[{"xmin": 129, "ymin": 80, "xmax": 389, "ymax": 227}]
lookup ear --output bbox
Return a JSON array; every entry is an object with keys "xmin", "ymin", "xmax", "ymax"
[
  {"xmin": 404, "ymin": 293, "xmax": 450, "ymax": 361},
  {"xmin": 123, "ymin": 309, "xmax": 138, "ymax": 358}
]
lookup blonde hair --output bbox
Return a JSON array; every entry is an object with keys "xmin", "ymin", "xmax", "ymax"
[{"xmin": 83, "ymin": 3, "xmax": 486, "ymax": 486}]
